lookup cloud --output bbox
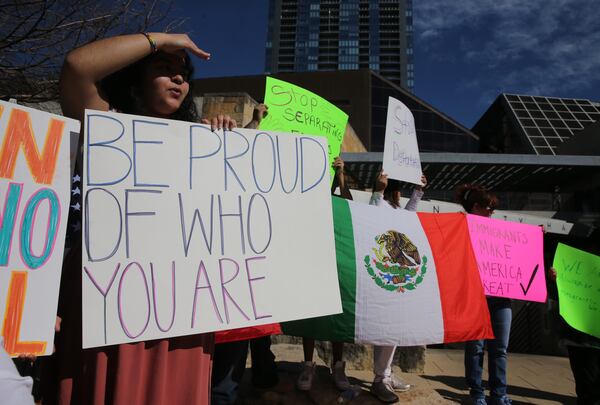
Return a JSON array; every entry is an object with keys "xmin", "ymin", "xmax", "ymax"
[{"xmin": 413, "ymin": 0, "xmax": 600, "ymax": 97}]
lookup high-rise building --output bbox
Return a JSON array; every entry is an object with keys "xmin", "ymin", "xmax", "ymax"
[{"xmin": 265, "ymin": 0, "xmax": 414, "ymax": 91}]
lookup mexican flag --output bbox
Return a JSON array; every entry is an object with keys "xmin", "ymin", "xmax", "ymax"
[{"xmin": 283, "ymin": 197, "xmax": 494, "ymax": 345}]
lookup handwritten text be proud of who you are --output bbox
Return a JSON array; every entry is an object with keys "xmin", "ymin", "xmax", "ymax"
[{"xmin": 82, "ymin": 110, "xmax": 342, "ymax": 348}]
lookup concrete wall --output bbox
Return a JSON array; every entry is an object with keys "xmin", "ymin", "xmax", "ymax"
[{"xmin": 199, "ymin": 93, "xmax": 258, "ymax": 127}]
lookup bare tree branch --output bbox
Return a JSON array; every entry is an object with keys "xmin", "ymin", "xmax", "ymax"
[{"xmin": 0, "ymin": 0, "xmax": 186, "ymax": 102}]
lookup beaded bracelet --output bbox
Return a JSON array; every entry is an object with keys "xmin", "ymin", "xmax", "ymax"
[{"xmin": 142, "ymin": 32, "xmax": 158, "ymax": 53}]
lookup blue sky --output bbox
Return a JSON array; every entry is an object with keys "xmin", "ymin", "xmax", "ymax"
[{"xmin": 174, "ymin": 0, "xmax": 600, "ymax": 128}]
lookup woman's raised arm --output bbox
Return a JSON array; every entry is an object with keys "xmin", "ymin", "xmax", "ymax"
[{"xmin": 59, "ymin": 33, "xmax": 210, "ymax": 121}]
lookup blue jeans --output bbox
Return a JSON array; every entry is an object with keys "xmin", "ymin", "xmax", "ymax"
[{"xmin": 465, "ymin": 298, "xmax": 512, "ymax": 400}]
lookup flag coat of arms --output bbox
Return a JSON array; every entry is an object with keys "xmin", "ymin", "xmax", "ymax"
[{"xmin": 283, "ymin": 197, "xmax": 494, "ymax": 345}]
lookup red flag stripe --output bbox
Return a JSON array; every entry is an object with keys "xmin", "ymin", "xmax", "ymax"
[
  {"xmin": 418, "ymin": 212, "xmax": 494, "ymax": 342},
  {"xmin": 215, "ymin": 323, "xmax": 282, "ymax": 344}
]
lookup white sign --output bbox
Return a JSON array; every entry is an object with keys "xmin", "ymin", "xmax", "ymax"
[
  {"xmin": 382, "ymin": 97, "xmax": 423, "ymax": 185},
  {"xmin": 0, "ymin": 100, "xmax": 78, "ymax": 356},
  {"xmin": 82, "ymin": 110, "xmax": 342, "ymax": 348}
]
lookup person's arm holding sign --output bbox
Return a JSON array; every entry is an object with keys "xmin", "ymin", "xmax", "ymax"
[
  {"xmin": 369, "ymin": 172, "xmax": 387, "ymax": 206},
  {"xmin": 245, "ymin": 104, "xmax": 268, "ymax": 130},
  {"xmin": 331, "ymin": 157, "xmax": 352, "ymax": 200},
  {"xmin": 404, "ymin": 174, "xmax": 427, "ymax": 212}
]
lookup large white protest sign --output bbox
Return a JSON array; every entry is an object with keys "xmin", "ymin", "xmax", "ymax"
[
  {"xmin": 82, "ymin": 110, "xmax": 342, "ymax": 348},
  {"xmin": 0, "ymin": 100, "xmax": 78, "ymax": 356},
  {"xmin": 382, "ymin": 97, "xmax": 423, "ymax": 185}
]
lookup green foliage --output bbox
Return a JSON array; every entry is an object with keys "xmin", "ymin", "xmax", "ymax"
[{"xmin": 375, "ymin": 261, "xmax": 412, "ymax": 276}]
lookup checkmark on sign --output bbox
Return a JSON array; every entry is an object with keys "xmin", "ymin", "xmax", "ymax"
[{"xmin": 520, "ymin": 264, "xmax": 539, "ymax": 296}]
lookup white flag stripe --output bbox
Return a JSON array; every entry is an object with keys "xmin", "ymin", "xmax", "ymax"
[{"xmin": 350, "ymin": 202, "xmax": 444, "ymax": 345}]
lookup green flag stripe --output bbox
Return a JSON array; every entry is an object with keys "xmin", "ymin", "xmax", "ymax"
[
  {"xmin": 331, "ymin": 196, "xmax": 357, "ymax": 340},
  {"xmin": 282, "ymin": 197, "xmax": 356, "ymax": 342}
]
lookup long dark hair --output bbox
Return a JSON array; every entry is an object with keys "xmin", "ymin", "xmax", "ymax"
[
  {"xmin": 100, "ymin": 51, "xmax": 198, "ymax": 122},
  {"xmin": 455, "ymin": 183, "xmax": 498, "ymax": 213},
  {"xmin": 383, "ymin": 179, "xmax": 402, "ymax": 208}
]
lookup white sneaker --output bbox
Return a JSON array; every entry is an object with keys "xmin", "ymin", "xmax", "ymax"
[
  {"xmin": 370, "ymin": 381, "xmax": 399, "ymax": 403},
  {"xmin": 332, "ymin": 361, "xmax": 351, "ymax": 391},
  {"xmin": 297, "ymin": 361, "xmax": 315, "ymax": 391},
  {"xmin": 386, "ymin": 374, "xmax": 412, "ymax": 392}
]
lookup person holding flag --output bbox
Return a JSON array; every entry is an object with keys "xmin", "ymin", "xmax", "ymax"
[
  {"xmin": 457, "ymin": 184, "xmax": 513, "ymax": 405},
  {"xmin": 368, "ymin": 171, "xmax": 426, "ymax": 403},
  {"xmin": 296, "ymin": 156, "xmax": 353, "ymax": 393}
]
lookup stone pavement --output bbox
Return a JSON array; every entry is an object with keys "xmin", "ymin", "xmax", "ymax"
[
  {"xmin": 423, "ymin": 348, "xmax": 576, "ymax": 404},
  {"xmin": 236, "ymin": 344, "xmax": 577, "ymax": 404}
]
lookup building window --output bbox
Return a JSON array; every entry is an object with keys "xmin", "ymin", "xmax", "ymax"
[{"xmin": 339, "ymin": 63, "xmax": 358, "ymax": 70}]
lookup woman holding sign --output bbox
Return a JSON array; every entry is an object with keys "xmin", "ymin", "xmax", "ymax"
[
  {"xmin": 296, "ymin": 157, "xmax": 353, "ymax": 393},
  {"xmin": 549, "ymin": 230, "xmax": 600, "ymax": 405},
  {"xmin": 49, "ymin": 33, "xmax": 236, "ymax": 405},
  {"xmin": 457, "ymin": 184, "xmax": 513, "ymax": 405}
]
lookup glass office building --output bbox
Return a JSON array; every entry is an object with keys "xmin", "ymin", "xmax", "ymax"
[
  {"xmin": 474, "ymin": 93, "xmax": 600, "ymax": 155},
  {"xmin": 265, "ymin": 0, "xmax": 414, "ymax": 90}
]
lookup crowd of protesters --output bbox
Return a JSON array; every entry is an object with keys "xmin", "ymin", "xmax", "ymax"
[{"xmin": 1, "ymin": 32, "xmax": 599, "ymax": 405}]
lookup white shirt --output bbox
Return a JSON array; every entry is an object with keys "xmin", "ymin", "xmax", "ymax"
[
  {"xmin": 0, "ymin": 339, "xmax": 34, "ymax": 405},
  {"xmin": 369, "ymin": 189, "xmax": 424, "ymax": 212}
]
